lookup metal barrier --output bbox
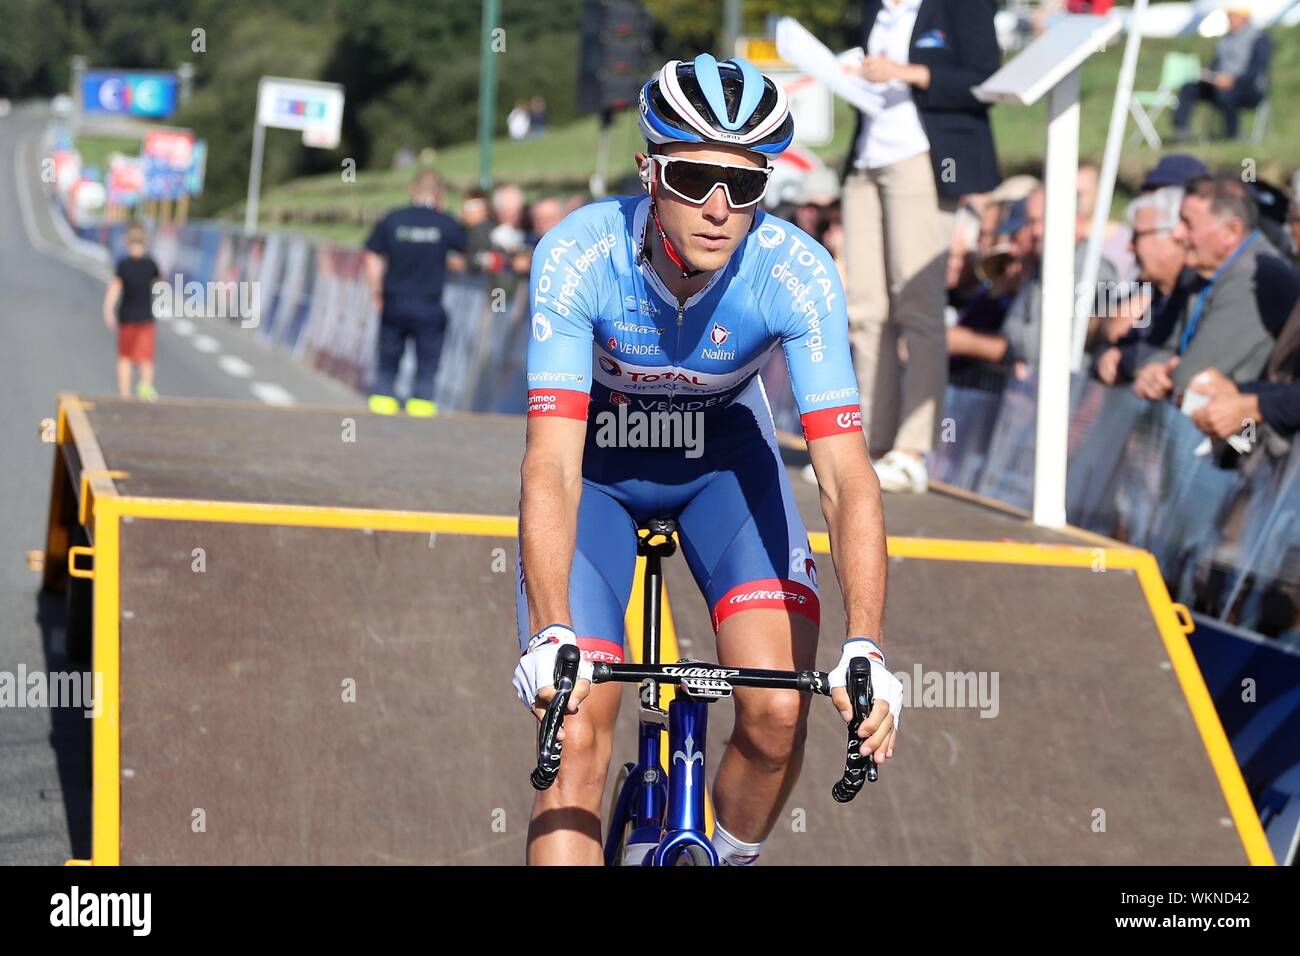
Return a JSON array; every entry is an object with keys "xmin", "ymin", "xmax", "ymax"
[{"xmin": 80, "ymin": 219, "xmax": 1300, "ymax": 643}]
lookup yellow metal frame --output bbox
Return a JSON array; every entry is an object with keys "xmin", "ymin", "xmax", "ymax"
[
  {"xmin": 806, "ymin": 532, "xmax": 1275, "ymax": 867},
  {"xmin": 52, "ymin": 395, "xmax": 1273, "ymax": 866}
]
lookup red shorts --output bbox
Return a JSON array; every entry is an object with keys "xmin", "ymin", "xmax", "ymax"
[{"xmin": 117, "ymin": 322, "xmax": 155, "ymax": 362}]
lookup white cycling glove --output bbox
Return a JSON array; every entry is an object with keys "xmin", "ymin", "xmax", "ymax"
[
  {"xmin": 828, "ymin": 638, "xmax": 903, "ymax": 731},
  {"xmin": 513, "ymin": 624, "xmax": 594, "ymax": 710}
]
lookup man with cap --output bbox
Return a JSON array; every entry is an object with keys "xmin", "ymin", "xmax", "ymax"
[
  {"xmin": 1140, "ymin": 154, "xmax": 1209, "ymax": 193},
  {"xmin": 1171, "ymin": 5, "xmax": 1272, "ymax": 142}
]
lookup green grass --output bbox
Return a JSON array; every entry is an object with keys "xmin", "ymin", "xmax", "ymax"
[
  {"xmin": 990, "ymin": 30, "xmax": 1296, "ymax": 194},
  {"xmin": 240, "ymin": 25, "xmax": 1300, "ymax": 244}
]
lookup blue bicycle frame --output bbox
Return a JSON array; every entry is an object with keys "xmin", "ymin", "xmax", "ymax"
[
  {"xmin": 530, "ymin": 516, "xmax": 878, "ymax": 865},
  {"xmin": 602, "ymin": 518, "xmax": 720, "ymax": 867},
  {"xmin": 604, "ymin": 695, "xmax": 719, "ymax": 866}
]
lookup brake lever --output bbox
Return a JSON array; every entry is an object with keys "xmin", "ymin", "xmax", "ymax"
[
  {"xmin": 832, "ymin": 655, "xmax": 878, "ymax": 803},
  {"xmin": 530, "ymin": 643, "xmax": 581, "ymax": 791}
]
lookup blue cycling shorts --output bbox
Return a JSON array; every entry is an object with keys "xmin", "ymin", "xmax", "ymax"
[{"xmin": 516, "ymin": 393, "xmax": 821, "ymax": 663}]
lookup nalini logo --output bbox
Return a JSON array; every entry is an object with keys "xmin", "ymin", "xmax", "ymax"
[
  {"xmin": 756, "ymin": 222, "xmax": 786, "ymax": 249},
  {"xmin": 701, "ymin": 321, "xmax": 735, "ymax": 361}
]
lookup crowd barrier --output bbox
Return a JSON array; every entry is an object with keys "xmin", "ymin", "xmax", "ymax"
[
  {"xmin": 78, "ymin": 218, "xmax": 1298, "ymax": 644},
  {"xmin": 931, "ymin": 374, "xmax": 1300, "ymax": 644}
]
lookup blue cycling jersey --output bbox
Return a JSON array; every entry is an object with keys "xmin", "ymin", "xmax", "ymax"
[
  {"xmin": 525, "ymin": 195, "xmax": 861, "ymax": 439},
  {"xmin": 516, "ymin": 196, "xmax": 862, "ymax": 662}
]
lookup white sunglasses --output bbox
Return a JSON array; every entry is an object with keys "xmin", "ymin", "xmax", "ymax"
[{"xmin": 649, "ymin": 154, "xmax": 773, "ymax": 209}]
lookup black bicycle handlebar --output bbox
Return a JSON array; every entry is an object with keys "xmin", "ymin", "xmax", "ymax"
[
  {"xmin": 530, "ymin": 643, "xmax": 581, "ymax": 791},
  {"xmin": 832, "ymin": 656, "xmax": 879, "ymax": 802},
  {"xmin": 530, "ymin": 654, "xmax": 880, "ymax": 800},
  {"xmin": 590, "ymin": 661, "xmax": 831, "ymax": 693}
]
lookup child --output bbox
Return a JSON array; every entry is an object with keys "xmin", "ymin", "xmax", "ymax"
[{"xmin": 101, "ymin": 223, "xmax": 161, "ymax": 400}]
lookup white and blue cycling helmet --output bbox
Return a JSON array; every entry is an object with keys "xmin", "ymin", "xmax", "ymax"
[{"xmin": 638, "ymin": 54, "xmax": 793, "ymax": 156}]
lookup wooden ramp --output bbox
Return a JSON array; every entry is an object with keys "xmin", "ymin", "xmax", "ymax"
[{"xmin": 41, "ymin": 395, "xmax": 1270, "ymax": 865}]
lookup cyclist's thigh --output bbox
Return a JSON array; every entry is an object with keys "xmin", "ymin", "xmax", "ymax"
[
  {"xmin": 516, "ymin": 479, "xmax": 638, "ymax": 666},
  {"xmin": 675, "ymin": 433, "xmax": 821, "ymax": 646}
]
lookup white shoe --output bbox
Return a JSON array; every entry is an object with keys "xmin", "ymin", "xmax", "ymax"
[
  {"xmin": 800, "ymin": 463, "xmax": 817, "ymax": 486},
  {"xmin": 873, "ymin": 450, "xmax": 927, "ymax": 494}
]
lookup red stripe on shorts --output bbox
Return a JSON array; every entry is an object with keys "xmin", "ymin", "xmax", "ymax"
[
  {"xmin": 711, "ymin": 579, "xmax": 820, "ymax": 633},
  {"xmin": 577, "ymin": 636, "xmax": 624, "ymax": 664}
]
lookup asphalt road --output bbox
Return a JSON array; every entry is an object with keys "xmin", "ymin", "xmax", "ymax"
[{"xmin": 0, "ymin": 104, "xmax": 362, "ymax": 864}]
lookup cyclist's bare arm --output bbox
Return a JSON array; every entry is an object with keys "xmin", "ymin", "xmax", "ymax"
[
  {"xmin": 806, "ymin": 431, "xmax": 896, "ymax": 760},
  {"xmin": 519, "ymin": 415, "xmax": 591, "ymax": 716},
  {"xmin": 806, "ymin": 431, "xmax": 887, "ymax": 640}
]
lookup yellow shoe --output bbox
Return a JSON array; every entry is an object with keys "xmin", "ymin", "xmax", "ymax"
[
  {"xmin": 136, "ymin": 381, "xmax": 158, "ymax": 402},
  {"xmin": 405, "ymin": 398, "xmax": 438, "ymax": 417},
  {"xmin": 368, "ymin": 394, "xmax": 400, "ymax": 415}
]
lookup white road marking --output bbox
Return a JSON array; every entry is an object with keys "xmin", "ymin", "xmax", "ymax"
[
  {"xmin": 171, "ymin": 319, "xmax": 196, "ymax": 336},
  {"xmin": 250, "ymin": 382, "xmax": 295, "ymax": 406},
  {"xmin": 192, "ymin": 334, "xmax": 220, "ymax": 353},
  {"xmin": 217, "ymin": 355, "xmax": 254, "ymax": 378},
  {"xmin": 12, "ymin": 131, "xmax": 111, "ymax": 280}
]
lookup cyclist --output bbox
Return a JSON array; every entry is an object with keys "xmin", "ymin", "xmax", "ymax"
[{"xmin": 514, "ymin": 55, "xmax": 904, "ymax": 865}]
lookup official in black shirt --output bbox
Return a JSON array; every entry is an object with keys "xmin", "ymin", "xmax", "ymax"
[{"xmin": 364, "ymin": 169, "xmax": 468, "ymax": 416}]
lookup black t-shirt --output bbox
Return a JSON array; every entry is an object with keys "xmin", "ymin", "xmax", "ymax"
[
  {"xmin": 116, "ymin": 256, "xmax": 161, "ymax": 324},
  {"xmin": 364, "ymin": 205, "xmax": 467, "ymax": 300}
]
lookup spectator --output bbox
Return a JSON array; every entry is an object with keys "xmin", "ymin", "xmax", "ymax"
[
  {"xmin": 945, "ymin": 198, "xmax": 1029, "ymax": 384},
  {"xmin": 363, "ymin": 169, "xmax": 467, "ymax": 417},
  {"xmin": 490, "ymin": 183, "xmax": 533, "ymax": 275},
  {"xmin": 1246, "ymin": 178, "xmax": 1295, "ymax": 263},
  {"xmin": 507, "ymin": 100, "xmax": 531, "ymax": 140},
  {"xmin": 1094, "ymin": 186, "xmax": 1197, "ymax": 385},
  {"xmin": 836, "ymin": 0, "xmax": 1003, "ymax": 494},
  {"xmin": 1139, "ymin": 153, "xmax": 1209, "ymax": 194},
  {"xmin": 998, "ymin": 177, "xmax": 1120, "ymax": 378},
  {"xmin": 527, "ymin": 196, "xmax": 566, "ymax": 243},
  {"xmin": 1171, "ymin": 5, "xmax": 1271, "ymax": 142},
  {"xmin": 946, "ymin": 203, "xmax": 984, "ymax": 311},
  {"xmin": 490, "ymin": 183, "xmax": 527, "ymax": 253},
  {"xmin": 391, "ymin": 146, "xmax": 416, "ymax": 170},
  {"xmin": 1189, "ymin": 299, "xmax": 1300, "ymax": 444},
  {"xmin": 1133, "ymin": 174, "xmax": 1300, "ymax": 403},
  {"xmin": 101, "ymin": 222, "xmax": 161, "ymax": 401},
  {"xmin": 968, "ymin": 175, "xmax": 1039, "ymax": 270},
  {"xmin": 460, "ymin": 188, "xmax": 497, "ymax": 273},
  {"xmin": 789, "ymin": 168, "xmax": 842, "ymax": 250},
  {"xmin": 528, "ymin": 96, "xmax": 548, "ymax": 136}
]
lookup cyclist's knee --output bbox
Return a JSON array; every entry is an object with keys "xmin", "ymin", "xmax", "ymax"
[
  {"xmin": 547, "ymin": 694, "xmax": 618, "ymax": 794},
  {"xmin": 733, "ymin": 690, "xmax": 809, "ymax": 768}
]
